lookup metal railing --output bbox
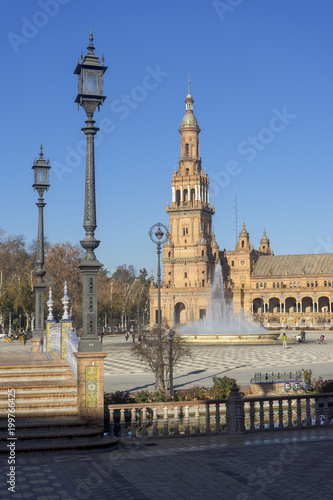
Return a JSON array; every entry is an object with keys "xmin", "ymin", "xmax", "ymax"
[
  {"xmin": 108, "ymin": 386, "xmax": 333, "ymax": 440},
  {"xmin": 250, "ymin": 371, "xmax": 303, "ymax": 384}
]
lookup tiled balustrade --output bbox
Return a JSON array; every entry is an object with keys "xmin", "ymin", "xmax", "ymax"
[{"xmin": 108, "ymin": 385, "xmax": 333, "ymax": 440}]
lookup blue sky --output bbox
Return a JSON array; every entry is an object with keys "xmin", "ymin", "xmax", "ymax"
[{"xmin": 1, "ymin": 0, "xmax": 332, "ymax": 277}]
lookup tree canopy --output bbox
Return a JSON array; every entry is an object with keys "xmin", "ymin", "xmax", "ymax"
[{"xmin": 0, "ymin": 228, "xmax": 150, "ymax": 331}]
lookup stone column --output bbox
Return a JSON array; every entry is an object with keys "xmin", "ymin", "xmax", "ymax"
[
  {"xmin": 226, "ymin": 384, "xmax": 244, "ymax": 434},
  {"xmin": 74, "ymin": 352, "xmax": 108, "ymax": 425}
]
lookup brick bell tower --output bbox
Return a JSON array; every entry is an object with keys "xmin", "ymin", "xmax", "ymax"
[{"xmin": 150, "ymin": 79, "xmax": 219, "ymax": 328}]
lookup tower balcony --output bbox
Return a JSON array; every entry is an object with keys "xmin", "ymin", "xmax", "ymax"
[
  {"xmin": 178, "ymin": 156, "xmax": 202, "ymax": 163},
  {"xmin": 167, "ymin": 201, "xmax": 215, "ymax": 214}
]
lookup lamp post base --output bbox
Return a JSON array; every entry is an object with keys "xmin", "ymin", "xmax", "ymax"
[{"xmin": 78, "ymin": 336, "xmax": 102, "ymax": 353}]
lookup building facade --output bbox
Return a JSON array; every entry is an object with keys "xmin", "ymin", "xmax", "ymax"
[
  {"xmin": 224, "ymin": 225, "xmax": 333, "ymax": 327},
  {"xmin": 150, "ymin": 87, "xmax": 333, "ymax": 329}
]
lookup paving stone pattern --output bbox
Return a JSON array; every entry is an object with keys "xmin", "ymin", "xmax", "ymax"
[{"xmin": 0, "ymin": 429, "xmax": 333, "ymax": 499}]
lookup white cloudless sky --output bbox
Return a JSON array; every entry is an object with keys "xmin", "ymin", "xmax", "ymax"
[{"xmin": 1, "ymin": 0, "xmax": 332, "ymax": 277}]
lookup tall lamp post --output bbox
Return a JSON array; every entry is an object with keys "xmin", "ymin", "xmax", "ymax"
[
  {"xmin": 168, "ymin": 328, "xmax": 175, "ymax": 396},
  {"xmin": 74, "ymin": 31, "xmax": 107, "ymax": 352},
  {"xmin": 32, "ymin": 144, "xmax": 51, "ymax": 341},
  {"xmin": 149, "ymin": 223, "xmax": 168, "ymax": 333},
  {"xmin": 149, "ymin": 223, "xmax": 168, "ymax": 389}
]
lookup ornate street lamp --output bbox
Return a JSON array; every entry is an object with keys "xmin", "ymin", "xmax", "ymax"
[
  {"xmin": 149, "ymin": 222, "xmax": 169, "ymax": 390},
  {"xmin": 32, "ymin": 144, "xmax": 51, "ymax": 339},
  {"xmin": 149, "ymin": 223, "xmax": 169, "ymax": 332},
  {"xmin": 74, "ymin": 31, "xmax": 107, "ymax": 352}
]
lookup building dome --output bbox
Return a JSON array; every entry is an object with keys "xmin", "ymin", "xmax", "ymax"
[{"xmin": 180, "ymin": 112, "xmax": 198, "ymax": 128}]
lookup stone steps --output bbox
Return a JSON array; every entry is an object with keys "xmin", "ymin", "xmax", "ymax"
[
  {"xmin": 0, "ymin": 419, "xmax": 118, "ymax": 453},
  {"xmin": 0, "ymin": 351, "xmax": 77, "ymax": 420},
  {"xmin": 0, "ymin": 349, "xmax": 116, "ymax": 451}
]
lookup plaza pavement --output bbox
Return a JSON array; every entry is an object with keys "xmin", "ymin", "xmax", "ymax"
[
  {"xmin": 1, "ymin": 334, "xmax": 333, "ymax": 499},
  {"xmin": 0, "ymin": 428, "xmax": 333, "ymax": 499},
  {"xmin": 2, "ymin": 331, "xmax": 333, "ymax": 393},
  {"xmin": 103, "ymin": 331, "xmax": 333, "ymax": 393}
]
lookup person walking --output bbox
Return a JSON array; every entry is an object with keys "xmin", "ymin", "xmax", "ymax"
[
  {"xmin": 282, "ymin": 332, "xmax": 287, "ymax": 349},
  {"xmin": 100, "ymin": 330, "xmax": 104, "ymax": 343},
  {"xmin": 23, "ymin": 331, "xmax": 27, "ymax": 345}
]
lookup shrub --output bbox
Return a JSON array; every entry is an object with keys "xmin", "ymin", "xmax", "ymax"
[
  {"xmin": 209, "ymin": 376, "xmax": 237, "ymax": 399},
  {"xmin": 104, "ymin": 391, "xmax": 135, "ymax": 405},
  {"xmin": 308, "ymin": 377, "xmax": 333, "ymax": 393}
]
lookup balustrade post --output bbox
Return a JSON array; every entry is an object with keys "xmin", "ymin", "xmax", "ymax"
[
  {"xmin": 142, "ymin": 408, "xmax": 148, "ymax": 437},
  {"xmin": 315, "ymin": 397, "xmax": 320, "ymax": 425},
  {"xmin": 152, "ymin": 407, "xmax": 158, "ymax": 437},
  {"xmin": 120, "ymin": 408, "xmax": 126, "ymax": 438},
  {"xmin": 269, "ymin": 400, "xmax": 274, "ymax": 429},
  {"xmin": 250, "ymin": 401, "xmax": 255, "ymax": 430},
  {"xmin": 278, "ymin": 399, "xmax": 284, "ymax": 429},
  {"xmin": 296, "ymin": 399, "xmax": 302, "ymax": 428},
  {"xmin": 174, "ymin": 406, "xmax": 180, "ymax": 436},
  {"xmin": 195, "ymin": 405, "xmax": 200, "ymax": 435},
  {"xmin": 306, "ymin": 398, "xmax": 311, "ymax": 427},
  {"xmin": 215, "ymin": 403, "xmax": 221, "ymax": 433},
  {"xmin": 259, "ymin": 400, "xmax": 265, "ymax": 430},
  {"xmin": 131, "ymin": 408, "xmax": 137, "ymax": 439},
  {"xmin": 184, "ymin": 405, "xmax": 190, "ymax": 435},
  {"xmin": 226, "ymin": 384, "xmax": 244, "ymax": 434},
  {"xmin": 287, "ymin": 399, "xmax": 293, "ymax": 428},
  {"xmin": 205, "ymin": 403, "xmax": 211, "ymax": 434},
  {"xmin": 163, "ymin": 406, "xmax": 169, "ymax": 436},
  {"xmin": 109, "ymin": 407, "xmax": 115, "ymax": 437},
  {"xmin": 323, "ymin": 396, "xmax": 329, "ymax": 425}
]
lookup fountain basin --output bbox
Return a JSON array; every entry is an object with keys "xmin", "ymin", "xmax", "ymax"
[{"xmin": 178, "ymin": 332, "xmax": 280, "ymax": 344}]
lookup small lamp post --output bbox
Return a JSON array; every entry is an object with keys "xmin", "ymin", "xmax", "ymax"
[
  {"xmin": 74, "ymin": 31, "xmax": 107, "ymax": 352},
  {"xmin": 32, "ymin": 144, "xmax": 51, "ymax": 340},
  {"xmin": 168, "ymin": 328, "xmax": 175, "ymax": 396}
]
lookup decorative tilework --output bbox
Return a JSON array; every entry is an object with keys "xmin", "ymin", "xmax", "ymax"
[
  {"xmin": 85, "ymin": 366, "xmax": 98, "ymax": 408},
  {"xmin": 61, "ymin": 321, "xmax": 72, "ymax": 359}
]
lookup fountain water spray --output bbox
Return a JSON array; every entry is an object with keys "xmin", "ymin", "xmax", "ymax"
[{"xmin": 181, "ymin": 262, "xmax": 266, "ymax": 335}]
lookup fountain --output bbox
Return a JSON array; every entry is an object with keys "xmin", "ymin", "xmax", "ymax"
[{"xmin": 180, "ymin": 262, "xmax": 280, "ymax": 344}]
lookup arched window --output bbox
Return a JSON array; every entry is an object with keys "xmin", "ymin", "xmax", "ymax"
[
  {"xmin": 191, "ymin": 189, "xmax": 195, "ymax": 204},
  {"xmin": 185, "ymin": 143, "xmax": 189, "ymax": 156},
  {"xmin": 201, "ymin": 250, "xmax": 205, "ymax": 257},
  {"xmin": 168, "ymin": 252, "xmax": 171, "ymax": 258},
  {"xmin": 241, "ymin": 240, "xmax": 245, "ymax": 248},
  {"xmin": 176, "ymin": 190, "xmax": 181, "ymax": 206}
]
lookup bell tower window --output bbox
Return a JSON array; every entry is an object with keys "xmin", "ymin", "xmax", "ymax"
[{"xmin": 185, "ymin": 143, "xmax": 189, "ymax": 156}]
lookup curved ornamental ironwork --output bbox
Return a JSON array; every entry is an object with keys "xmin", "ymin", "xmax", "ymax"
[{"xmin": 250, "ymin": 371, "xmax": 303, "ymax": 384}]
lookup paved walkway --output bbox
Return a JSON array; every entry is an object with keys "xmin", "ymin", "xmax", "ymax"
[
  {"xmin": 1, "ymin": 335, "xmax": 333, "ymax": 498},
  {"xmin": 0, "ymin": 428, "xmax": 333, "ymax": 499},
  {"xmin": 2, "ymin": 331, "xmax": 333, "ymax": 392}
]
